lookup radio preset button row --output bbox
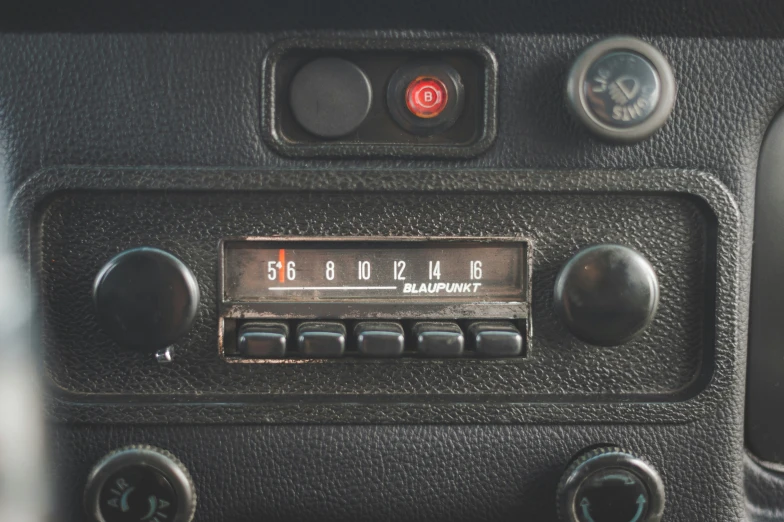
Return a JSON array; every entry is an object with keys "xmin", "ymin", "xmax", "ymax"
[{"xmin": 233, "ymin": 320, "xmax": 523, "ymax": 359}]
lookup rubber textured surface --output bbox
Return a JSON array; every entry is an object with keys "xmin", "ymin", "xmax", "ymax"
[
  {"xmin": 0, "ymin": 29, "xmax": 773, "ymax": 521},
  {"xmin": 25, "ymin": 169, "xmax": 734, "ymax": 427},
  {"xmin": 747, "ymin": 108, "xmax": 784, "ymax": 465},
  {"xmin": 51, "ymin": 423, "xmax": 746, "ymax": 522},
  {"xmin": 3, "ymin": 0, "xmax": 784, "ymax": 36}
]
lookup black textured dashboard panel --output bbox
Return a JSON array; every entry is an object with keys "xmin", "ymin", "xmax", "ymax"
[
  {"xmin": 0, "ymin": 28, "xmax": 772, "ymax": 522},
  {"xmin": 747, "ymin": 109, "xmax": 784, "ymax": 465},
  {"xmin": 17, "ymin": 167, "xmax": 739, "ymax": 426},
  {"xmin": 3, "ymin": 0, "xmax": 784, "ymax": 37},
  {"xmin": 50, "ymin": 423, "xmax": 746, "ymax": 522},
  {"xmin": 42, "ymin": 189, "xmax": 705, "ymax": 394}
]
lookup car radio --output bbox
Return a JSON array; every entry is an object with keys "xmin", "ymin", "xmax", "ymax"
[{"xmin": 218, "ymin": 237, "xmax": 532, "ymax": 360}]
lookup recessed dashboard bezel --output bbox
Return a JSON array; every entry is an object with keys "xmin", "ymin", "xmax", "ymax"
[{"xmin": 12, "ymin": 167, "xmax": 738, "ymax": 425}]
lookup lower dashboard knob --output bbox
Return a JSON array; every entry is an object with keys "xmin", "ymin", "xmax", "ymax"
[
  {"xmin": 554, "ymin": 244, "xmax": 659, "ymax": 346},
  {"xmin": 84, "ymin": 445, "xmax": 196, "ymax": 522},
  {"xmin": 557, "ymin": 447, "xmax": 665, "ymax": 522}
]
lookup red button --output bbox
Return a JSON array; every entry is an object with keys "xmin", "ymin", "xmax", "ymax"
[{"xmin": 405, "ymin": 77, "xmax": 449, "ymax": 119}]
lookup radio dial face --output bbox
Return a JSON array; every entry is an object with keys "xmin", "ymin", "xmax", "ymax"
[{"xmin": 223, "ymin": 239, "xmax": 528, "ymax": 304}]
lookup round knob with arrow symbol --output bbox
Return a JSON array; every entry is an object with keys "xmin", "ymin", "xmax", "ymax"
[
  {"xmin": 84, "ymin": 445, "xmax": 196, "ymax": 522},
  {"xmin": 557, "ymin": 447, "xmax": 665, "ymax": 522}
]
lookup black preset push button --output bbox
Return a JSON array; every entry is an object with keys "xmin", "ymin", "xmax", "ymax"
[
  {"xmin": 238, "ymin": 322, "xmax": 288, "ymax": 358},
  {"xmin": 355, "ymin": 322, "xmax": 405, "ymax": 358},
  {"xmin": 297, "ymin": 322, "xmax": 346, "ymax": 358},
  {"xmin": 413, "ymin": 322, "xmax": 464, "ymax": 357},
  {"xmin": 469, "ymin": 322, "xmax": 523, "ymax": 357}
]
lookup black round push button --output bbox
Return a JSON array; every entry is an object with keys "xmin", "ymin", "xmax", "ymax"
[
  {"xmin": 554, "ymin": 244, "xmax": 658, "ymax": 346},
  {"xmin": 386, "ymin": 61, "xmax": 465, "ymax": 135},
  {"xmin": 583, "ymin": 52, "xmax": 660, "ymax": 128},
  {"xmin": 566, "ymin": 36, "xmax": 676, "ymax": 142},
  {"xmin": 289, "ymin": 57, "xmax": 372, "ymax": 139},
  {"xmin": 93, "ymin": 247, "xmax": 200, "ymax": 352},
  {"xmin": 557, "ymin": 447, "xmax": 665, "ymax": 522},
  {"xmin": 85, "ymin": 446, "xmax": 196, "ymax": 522}
]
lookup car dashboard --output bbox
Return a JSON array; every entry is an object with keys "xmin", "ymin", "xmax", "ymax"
[{"xmin": 1, "ymin": 1, "xmax": 784, "ymax": 521}]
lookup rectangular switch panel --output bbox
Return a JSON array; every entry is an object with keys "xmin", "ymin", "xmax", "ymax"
[{"xmin": 262, "ymin": 38, "xmax": 498, "ymax": 158}]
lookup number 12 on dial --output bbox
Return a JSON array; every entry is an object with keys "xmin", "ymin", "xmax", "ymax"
[{"xmin": 393, "ymin": 260, "xmax": 406, "ymax": 280}]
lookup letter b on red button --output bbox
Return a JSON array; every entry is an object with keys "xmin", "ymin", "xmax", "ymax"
[{"xmin": 406, "ymin": 77, "xmax": 449, "ymax": 119}]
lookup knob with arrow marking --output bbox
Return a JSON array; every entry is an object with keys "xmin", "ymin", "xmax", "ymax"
[
  {"xmin": 556, "ymin": 447, "xmax": 664, "ymax": 522},
  {"xmin": 84, "ymin": 445, "xmax": 196, "ymax": 522}
]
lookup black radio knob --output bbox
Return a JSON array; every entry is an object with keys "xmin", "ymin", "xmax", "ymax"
[
  {"xmin": 556, "ymin": 447, "xmax": 665, "ymax": 522},
  {"xmin": 93, "ymin": 247, "xmax": 199, "ymax": 353},
  {"xmin": 84, "ymin": 445, "xmax": 196, "ymax": 522},
  {"xmin": 554, "ymin": 244, "xmax": 658, "ymax": 346}
]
